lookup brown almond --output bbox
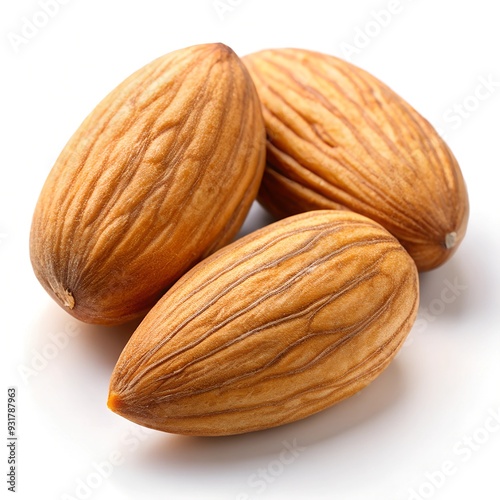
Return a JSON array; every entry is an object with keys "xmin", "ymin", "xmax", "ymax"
[
  {"xmin": 30, "ymin": 43, "xmax": 266, "ymax": 325},
  {"xmin": 243, "ymin": 48, "xmax": 469, "ymax": 271},
  {"xmin": 108, "ymin": 210, "xmax": 419, "ymax": 436}
]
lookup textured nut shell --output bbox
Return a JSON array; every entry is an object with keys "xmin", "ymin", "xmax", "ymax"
[
  {"xmin": 243, "ymin": 48, "xmax": 469, "ymax": 271},
  {"xmin": 108, "ymin": 210, "xmax": 419, "ymax": 436},
  {"xmin": 30, "ymin": 43, "xmax": 266, "ymax": 325}
]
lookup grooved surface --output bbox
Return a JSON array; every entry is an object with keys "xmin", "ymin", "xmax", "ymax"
[
  {"xmin": 30, "ymin": 43, "xmax": 266, "ymax": 324},
  {"xmin": 109, "ymin": 210, "xmax": 419, "ymax": 435},
  {"xmin": 243, "ymin": 48, "xmax": 469, "ymax": 271}
]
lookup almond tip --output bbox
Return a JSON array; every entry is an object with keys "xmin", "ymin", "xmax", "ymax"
[
  {"xmin": 50, "ymin": 282, "xmax": 75, "ymax": 309},
  {"xmin": 107, "ymin": 392, "xmax": 122, "ymax": 413},
  {"xmin": 444, "ymin": 231, "xmax": 457, "ymax": 249}
]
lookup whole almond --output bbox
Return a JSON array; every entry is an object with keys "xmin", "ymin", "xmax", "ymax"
[
  {"xmin": 108, "ymin": 210, "xmax": 419, "ymax": 436},
  {"xmin": 243, "ymin": 48, "xmax": 469, "ymax": 271},
  {"xmin": 30, "ymin": 43, "xmax": 266, "ymax": 325}
]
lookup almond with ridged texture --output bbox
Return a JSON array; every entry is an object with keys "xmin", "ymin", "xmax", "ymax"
[
  {"xmin": 243, "ymin": 48, "xmax": 469, "ymax": 271},
  {"xmin": 108, "ymin": 210, "xmax": 419, "ymax": 436},
  {"xmin": 30, "ymin": 43, "xmax": 266, "ymax": 325}
]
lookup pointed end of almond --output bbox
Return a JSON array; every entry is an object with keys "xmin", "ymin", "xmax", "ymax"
[
  {"xmin": 107, "ymin": 392, "xmax": 122, "ymax": 413},
  {"xmin": 444, "ymin": 231, "xmax": 457, "ymax": 250},
  {"xmin": 50, "ymin": 281, "xmax": 75, "ymax": 309}
]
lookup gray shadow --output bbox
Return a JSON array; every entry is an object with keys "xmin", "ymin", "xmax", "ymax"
[
  {"xmin": 236, "ymin": 201, "xmax": 277, "ymax": 239},
  {"xmin": 26, "ymin": 300, "xmax": 139, "ymax": 369},
  {"xmin": 417, "ymin": 222, "xmax": 492, "ymax": 322}
]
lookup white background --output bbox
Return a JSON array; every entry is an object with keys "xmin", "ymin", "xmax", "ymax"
[{"xmin": 2, "ymin": 1, "xmax": 500, "ymax": 499}]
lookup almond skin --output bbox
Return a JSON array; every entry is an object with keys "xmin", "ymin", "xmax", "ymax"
[
  {"xmin": 108, "ymin": 210, "xmax": 419, "ymax": 436},
  {"xmin": 30, "ymin": 43, "xmax": 266, "ymax": 325},
  {"xmin": 243, "ymin": 48, "xmax": 469, "ymax": 271}
]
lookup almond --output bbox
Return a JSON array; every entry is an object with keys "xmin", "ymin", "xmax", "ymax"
[
  {"xmin": 243, "ymin": 48, "xmax": 469, "ymax": 271},
  {"xmin": 30, "ymin": 43, "xmax": 266, "ymax": 325},
  {"xmin": 108, "ymin": 210, "xmax": 419, "ymax": 436}
]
